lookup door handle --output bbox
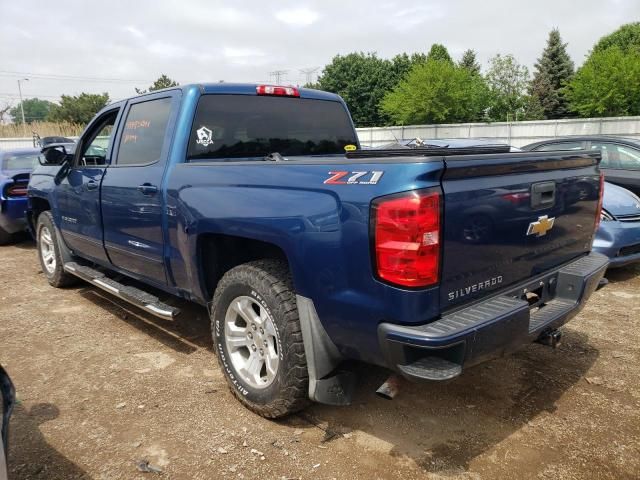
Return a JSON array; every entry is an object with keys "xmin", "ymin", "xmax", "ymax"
[
  {"xmin": 86, "ymin": 180, "xmax": 98, "ymax": 191},
  {"xmin": 137, "ymin": 183, "xmax": 158, "ymax": 195}
]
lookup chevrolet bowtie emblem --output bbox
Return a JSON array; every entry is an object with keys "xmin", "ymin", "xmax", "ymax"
[{"xmin": 527, "ymin": 215, "xmax": 555, "ymax": 237}]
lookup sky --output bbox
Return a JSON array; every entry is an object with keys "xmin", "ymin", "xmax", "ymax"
[{"xmin": 0, "ymin": 0, "xmax": 638, "ymax": 107}]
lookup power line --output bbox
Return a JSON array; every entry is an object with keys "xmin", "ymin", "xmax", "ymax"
[
  {"xmin": 0, "ymin": 70, "xmax": 152, "ymax": 84},
  {"xmin": 0, "ymin": 92, "xmax": 62, "ymax": 99}
]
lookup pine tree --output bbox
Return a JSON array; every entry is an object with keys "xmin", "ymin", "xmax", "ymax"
[
  {"xmin": 459, "ymin": 49, "xmax": 481, "ymax": 75},
  {"xmin": 426, "ymin": 44, "xmax": 453, "ymax": 63},
  {"xmin": 530, "ymin": 29, "xmax": 574, "ymax": 119}
]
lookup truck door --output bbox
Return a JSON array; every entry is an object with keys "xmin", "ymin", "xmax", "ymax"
[
  {"xmin": 56, "ymin": 107, "xmax": 122, "ymax": 263},
  {"xmin": 100, "ymin": 92, "xmax": 178, "ymax": 285}
]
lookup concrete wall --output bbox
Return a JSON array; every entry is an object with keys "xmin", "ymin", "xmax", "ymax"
[
  {"xmin": 2, "ymin": 116, "xmax": 640, "ymax": 151},
  {"xmin": 355, "ymin": 116, "xmax": 640, "ymax": 148}
]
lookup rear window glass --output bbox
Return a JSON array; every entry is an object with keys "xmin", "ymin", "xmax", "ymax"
[
  {"xmin": 187, "ymin": 95, "xmax": 358, "ymax": 160},
  {"xmin": 534, "ymin": 142, "xmax": 583, "ymax": 152},
  {"xmin": 2, "ymin": 153, "xmax": 40, "ymax": 170}
]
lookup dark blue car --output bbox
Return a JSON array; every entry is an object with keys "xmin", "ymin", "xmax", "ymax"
[
  {"xmin": 595, "ymin": 182, "xmax": 640, "ymax": 267},
  {"xmin": 0, "ymin": 148, "xmax": 40, "ymax": 244}
]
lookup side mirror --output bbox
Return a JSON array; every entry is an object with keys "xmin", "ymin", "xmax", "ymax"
[{"xmin": 40, "ymin": 145, "xmax": 72, "ymax": 166}]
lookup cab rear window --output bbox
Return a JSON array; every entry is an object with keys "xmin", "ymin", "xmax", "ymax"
[{"xmin": 187, "ymin": 95, "xmax": 358, "ymax": 160}]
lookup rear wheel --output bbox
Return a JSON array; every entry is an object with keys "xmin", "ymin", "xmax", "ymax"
[
  {"xmin": 36, "ymin": 211, "xmax": 77, "ymax": 288},
  {"xmin": 211, "ymin": 259, "xmax": 309, "ymax": 418},
  {"xmin": 0, "ymin": 226, "xmax": 13, "ymax": 245}
]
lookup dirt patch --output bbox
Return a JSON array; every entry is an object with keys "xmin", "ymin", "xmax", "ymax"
[{"xmin": 1, "ymin": 240, "xmax": 639, "ymax": 479}]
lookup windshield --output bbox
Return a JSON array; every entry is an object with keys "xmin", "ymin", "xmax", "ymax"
[
  {"xmin": 1, "ymin": 152, "xmax": 41, "ymax": 171},
  {"xmin": 187, "ymin": 95, "xmax": 358, "ymax": 160}
]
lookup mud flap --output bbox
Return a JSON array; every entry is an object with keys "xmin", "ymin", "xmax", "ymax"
[{"xmin": 296, "ymin": 295, "xmax": 355, "ymax": 405}]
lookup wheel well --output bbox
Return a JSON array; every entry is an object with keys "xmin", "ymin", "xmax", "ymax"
[{"xmin": 199, "ymin": 234, "xmax": 290, "ymax": 298}]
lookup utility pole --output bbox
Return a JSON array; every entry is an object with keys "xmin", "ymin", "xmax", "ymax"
[
  {"xmin": 17, "ymin": 78, "xmax": 29, "ymax": 136},
  {"xmin": 299, "ymin": 67, "xmax": 319, "ymax": 85},
  {"xmin": 269, "ymin": 70, "xmax": 288, "ymax": 84}
]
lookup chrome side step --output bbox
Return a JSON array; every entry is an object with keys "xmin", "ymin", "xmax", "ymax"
[{"xmin": 63, "ymin": 262, "xmax": 180, "ymax": 320}]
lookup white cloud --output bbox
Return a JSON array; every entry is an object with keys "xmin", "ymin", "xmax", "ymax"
[
  {"xmin": 1, "ymin": 0, "xmax": 638, "ymax": 102},
  {"xmin": 124, "ymin": 25, "xmax": 145, "ymax": 39},
  {"xmin": 223, "ymin": 47, "xmax": 269, "ymax": 66},
  {"xmin": 223, "ymin": 47, "xmax": 265, "ymax": 58},
  {"xmin": 275, "ymin": 7, "xmax": 320, "ymax": 27},
  {"xmin": 147, "ymin": 41, "xmax": 189, "ymax": 58},
  {"xmin": 390, "ymin": 5, "xmax": 446, "ymax": 28}
]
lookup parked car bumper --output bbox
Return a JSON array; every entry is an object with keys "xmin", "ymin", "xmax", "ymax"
[
  {"xmin": 378, "ymin": 252, "xmax": 608, "ymax": 382},
  {"xmin": 593, "ymin": 219, "xmax": 640, "ymax": 268},
  {"xmin": 0, "ymin": 197, "xmax": 28, "ymax": 234}
]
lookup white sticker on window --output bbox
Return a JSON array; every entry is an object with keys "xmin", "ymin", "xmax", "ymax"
[{"xmin": 196, "ymin": 126, "xmax": 214, "ymax": 147}]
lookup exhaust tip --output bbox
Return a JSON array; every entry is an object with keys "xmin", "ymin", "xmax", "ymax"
[
  {"xmin": 537, "ymin": 329, "xmax": 562, "ymax": 348},
  {"xmin": 375, "ymin": 374, "xmax": 402, "ymax": 400}
]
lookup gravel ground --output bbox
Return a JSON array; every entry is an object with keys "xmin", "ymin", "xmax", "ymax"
[{"xmin": 1, "ymin": 239, "xmax": 639, "ymax": 479}]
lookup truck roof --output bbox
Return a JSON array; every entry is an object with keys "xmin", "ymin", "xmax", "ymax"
[{"xmin": 124, "ymin": 83, "xmax": 343, "ymax": 103}]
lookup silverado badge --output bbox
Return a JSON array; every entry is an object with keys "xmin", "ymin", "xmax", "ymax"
[{"xmin": 527, "ymin": 215, "xmax": 555, "ymax": 237}]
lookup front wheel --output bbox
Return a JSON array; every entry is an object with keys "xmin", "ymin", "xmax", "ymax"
[
  {"xmin": 211, "ymin": 260, "xmax": 309, "ymax": 418},
  {"xmin": 36, "ymin": 211, "xmax": 77, "ymax": 288}
]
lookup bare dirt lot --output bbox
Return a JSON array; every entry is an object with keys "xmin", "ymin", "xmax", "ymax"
[{"xmin": 1, "ymin": 240, "xmax": 639, "ymax": 480}]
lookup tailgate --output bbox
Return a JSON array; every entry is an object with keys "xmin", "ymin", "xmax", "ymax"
[{"xmin": 440, "ymin": 150, "xmax": 601, "ymax": 309}]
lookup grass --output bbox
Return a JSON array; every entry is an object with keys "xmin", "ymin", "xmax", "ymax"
[{"xmin": 0, "ymin": 121, "xmax": 83, "ymax": 138}]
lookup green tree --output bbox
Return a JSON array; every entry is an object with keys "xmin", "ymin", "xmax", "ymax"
[
  {"xmin": 426, "ymin": 43, "xmax": 453, "ymax": 63},
  {"xmin": 381, "ymin": 60, "xmax": 489, "ymax": 124},
  {"xmin": 593, "ymin": 22, "xmax": 640, "ymax": 54},
  {"xmin": 459, "ymin": 49, "xmax": 481, "ymax": 75},
  {"xmin": 10, "ymin": 98, "xmax": 55, "ymax": 124},
  {"xmin": 530, "ymin": 29, "xmax": 574, "ymax": 119},
  {"xmin": 47, "ymin": 93, "xmax": 110, "ymax": 125},
  {"xmin": 485, "ymin": 54, "xmax": 538, "ymax": 121},
  {"xmin": 390, "ymin": 52, "xmax": 427, "ymax": 79},
  {"xmin": 316, "ymin": 52, "xmax": 423, "ymax": 126},
  {"xmin": 564, "ymin": 46, "xmax": 640, "ymax": 117},
  {"xmin": 135, "ymin": 74, "xmax": 179, "ymax": 94}
]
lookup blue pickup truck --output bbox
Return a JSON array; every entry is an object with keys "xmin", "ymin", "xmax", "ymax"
[{"xmin": 28, "ymin": 83, "xmax": 608, "ymax": 418}]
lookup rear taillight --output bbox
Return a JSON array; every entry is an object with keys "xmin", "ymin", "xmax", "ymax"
[
  {"xmin": 372, "ymin": 189, "xmax": 441, "ymax": 288},
  {"xmin": 256, "ymin": 85, "xmax": 300, "ymax": 97},
  {"xmin": 5, "ymin": 184, "xmax": 27, "ymax": 197},
  {"xmin": 594, "ymin": 172, "xmax": 605, "ymax": 232}
]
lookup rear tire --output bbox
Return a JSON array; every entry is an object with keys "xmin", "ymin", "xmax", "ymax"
[
  {"xmin": 211, "ymin": 259, "xmax": 309, "ymax": 418},
  {"xmin": 0, "ymin": 226, "xmax": 14, "ymax": 245},
  {"xmin": 36, "ymin": 211, "xmax": 77, "ymax": 288}
]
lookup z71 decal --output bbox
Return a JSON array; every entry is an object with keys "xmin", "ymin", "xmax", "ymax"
[{"xmin": 324, "ymin": 171, "xmax": 384, "ymax": 185}]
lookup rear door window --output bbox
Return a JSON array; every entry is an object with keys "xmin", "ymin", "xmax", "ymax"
[
  {"xmin": 116, "ymin": 97, "xmax": 173, "ymax": 166},
  {"xmin": 589, "ymin": 142, "xmax": 640, "ymax": 169},
  {"xmin": 589, "ymin": 142, "xmax": 617, "ymax": 168},
  {"xmin": 613, "ymin": 145, "xmax": 640, "ymax": 170},
  {"xmin": 187, "ymin": 95, "xmax": 358, "ymax": 160}
]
